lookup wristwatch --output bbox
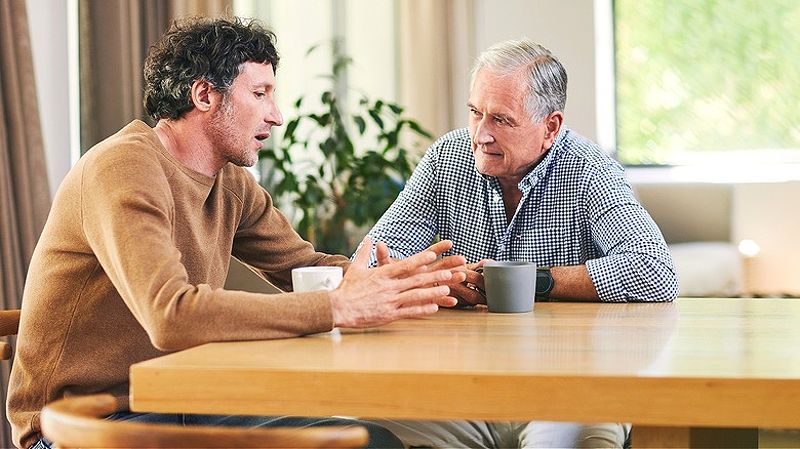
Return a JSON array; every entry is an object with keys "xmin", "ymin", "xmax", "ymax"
[{"xmin": 535, "ymin": 266, "xmax": 555, "ymax": 301}]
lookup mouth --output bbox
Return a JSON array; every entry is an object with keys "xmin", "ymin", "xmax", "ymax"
[
  {"xmin": 475, "ymin": 144, "xmax": 503, "ymax": 157},
  {"xmin": 255, "ymin": 132, "xmax": 271, "ymax": 142}
]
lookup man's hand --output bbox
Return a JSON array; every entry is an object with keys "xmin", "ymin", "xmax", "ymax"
[
  {"xmin": 376, "ymin": 243, "xmax": 488, "ymax": 307},
  {"xmin": 442, "ymin": 260, "xmax": 489, "ymax": 307},
  {"xmin": 330, "ymin": 237, "xmax": 467, "ymax": 328}
]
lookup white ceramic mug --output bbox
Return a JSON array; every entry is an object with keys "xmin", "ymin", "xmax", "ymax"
[{"xmin": 291, "ymin": 266, "xmax": 343, "ymax": 293}]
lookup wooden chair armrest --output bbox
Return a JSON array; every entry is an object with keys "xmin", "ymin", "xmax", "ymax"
[
  {"xmin": 0, "ymin": 309, "xmax": 21, "ymax": 337},
  {"xmin": 41, "ymin": 394, "xmax": 368, "ymax": 448}
]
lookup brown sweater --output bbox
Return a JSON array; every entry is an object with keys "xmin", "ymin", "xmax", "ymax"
[{"xmin": 7, "ymin": 121, "xmax": 349, "ymax": 448}]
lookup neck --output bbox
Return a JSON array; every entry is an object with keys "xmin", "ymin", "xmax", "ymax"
[
  {"xmin": 498, "ymin": 178, "xmax": 523, "ymax": 223},
  {"xmin": 154, "ymin": 117, "xmax": 223, "ymax": 177}
]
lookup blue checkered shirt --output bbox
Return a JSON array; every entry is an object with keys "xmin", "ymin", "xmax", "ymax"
[{"xmin": 365, "ymin": 127, "xmax": 678, "ymax": 302}]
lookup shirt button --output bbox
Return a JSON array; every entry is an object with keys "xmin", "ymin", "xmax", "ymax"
[{"xmin": 498, "ymin": 244, "xmax": 505, "ymax": 251}]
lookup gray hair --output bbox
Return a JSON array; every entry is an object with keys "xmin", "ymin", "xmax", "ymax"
[{"xmin": 470, "ymin": 38, "xmax": 567, "ymax": 122}]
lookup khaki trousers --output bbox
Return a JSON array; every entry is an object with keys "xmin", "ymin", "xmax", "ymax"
[{"xmin": 369, "ymin": 420, "xmax": 630, "ymax": 449}]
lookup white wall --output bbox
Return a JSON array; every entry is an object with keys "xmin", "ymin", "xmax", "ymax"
[{"xmin": 26, "ymin": 0, "xmax": 73, "ymax": 196}]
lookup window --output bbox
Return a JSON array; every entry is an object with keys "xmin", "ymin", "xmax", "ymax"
[{"xmin": 614, "ymin": 0, "xmax": 800, "ymax": 166}]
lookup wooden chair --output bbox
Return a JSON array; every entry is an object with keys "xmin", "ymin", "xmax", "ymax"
[
  {"xmin": 40, "ymin": 393, "xmax": 369, "ymax": 448},
  {"xmin": 0, "ymin": 309, "xmax": 21, "ymax": 360}
]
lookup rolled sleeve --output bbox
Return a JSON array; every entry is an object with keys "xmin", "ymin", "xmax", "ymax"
[{"xmin": 585, "ymin": 168, "xmax": 679, "ymax": 302}]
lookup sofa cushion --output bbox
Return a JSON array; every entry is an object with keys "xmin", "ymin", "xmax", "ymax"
[{"xmin": 670, "ymin": 241, "xmax": 743, "ymax": 297}]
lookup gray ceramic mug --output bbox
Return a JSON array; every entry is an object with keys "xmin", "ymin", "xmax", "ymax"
[{"xmin": 483, "ymin": 261, "xmax": 536, "ymax": 313}]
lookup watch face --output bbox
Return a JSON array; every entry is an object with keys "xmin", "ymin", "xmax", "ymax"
[{"xmin": 536, "ymin": 271, "xmax": 553, "ymax": 294}]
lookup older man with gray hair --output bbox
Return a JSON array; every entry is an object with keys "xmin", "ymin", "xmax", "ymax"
[{"xmin": 362, "ymin": 38, "xmax": 678, "ymax": 448}]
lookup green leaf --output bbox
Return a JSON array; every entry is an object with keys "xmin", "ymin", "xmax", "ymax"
[
  {"xmin": 305, "ymin": 43, "xmax": 321, "ymax": 57},
  {"xmin": 353, "ymin": 115, "xmax": 366, "ymax": 135},
  {"xmin": 332, "ymin": 55, "xmax": 353, "ymax": 77},
  {"xmin": 284, "ymin": 118, "xmax": 300, "ymax": 140},
  {"xmin": 368, "ymin": 109, "xmax": 384, "ymax": 129},
  {"xmin": 406, "ymin": 120, "xmax": 433, "ymax": 139}
]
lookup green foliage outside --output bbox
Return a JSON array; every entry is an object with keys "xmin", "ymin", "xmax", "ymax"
[
  {"xmin": 258, "ymin": 43, "xmax": 432, "ymax": 255},
  {"xmin": 615, "ymin": 0, "xmax": 800, "ymax": 164}
]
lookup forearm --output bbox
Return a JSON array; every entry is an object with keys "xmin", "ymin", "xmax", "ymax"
[{"xmin": 549, "ymin": 265, "xmax": 600, "ymax": 301}]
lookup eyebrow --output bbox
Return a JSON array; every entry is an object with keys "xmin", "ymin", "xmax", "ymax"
[
  {"xmin": 496, "ymin": 113, "xmax": 518, "ymax": 126},
  {"xmin": 251, "ymin": 82, "xmax": 274, "ymax": 90},
  {"xmin": 467, "ymin": 102, "xmax": 519, "ymax": 126}
]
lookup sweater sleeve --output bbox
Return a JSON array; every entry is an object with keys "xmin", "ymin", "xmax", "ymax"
[
  {"xmin": 80, "ymin": 152, "xmax": 335, "ymax": 352},
  {"xmin": 229, "ymin": 171, "xmax": 349, "ymax": 291}
]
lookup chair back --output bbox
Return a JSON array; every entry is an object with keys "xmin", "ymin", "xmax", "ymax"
[{"xmin": 41, "ymin": 394, "xmax": 369, "ymax": 448}]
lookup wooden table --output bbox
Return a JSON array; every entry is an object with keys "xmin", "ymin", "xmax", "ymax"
[{"xmin": 130, "ymin": 298, "xmax": 800, "ymax": 447}]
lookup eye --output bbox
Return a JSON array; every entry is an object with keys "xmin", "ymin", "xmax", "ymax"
[
  {"xmin": 254, "ymin": 91, "xmax": 266, "ymax": 98},
  {"xmin": 493, "ymin": 116, "xmax": 509, "ymax": 126},
  {"xmin": 469, "ymin": 108, "xmax": 481, "ymax": 118}
]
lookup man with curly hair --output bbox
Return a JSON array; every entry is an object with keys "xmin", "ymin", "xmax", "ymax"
[{"xmin": 8, "ymin": 17, "xmax": 466, "ymax": 449}]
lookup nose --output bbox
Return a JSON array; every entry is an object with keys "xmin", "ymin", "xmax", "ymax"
[
  {"xmin": 473, "ymin": 119, "xmax": 494, "ymax": 145},
  {"xmin": 266, "ymin": 100, "xmax": 284, "ymax": 127}
]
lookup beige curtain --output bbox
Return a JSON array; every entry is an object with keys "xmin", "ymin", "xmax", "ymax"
[
  {"xmin": 0, "ymin": 0, "xmax": 50, "ymax": 446},
  {"xmin": 397, "ymin": 0, "xmax": 475, "ymax": 140},
  {"xmin": 79, "ymin": 0, "xmax": 232, "ymax": 152}
]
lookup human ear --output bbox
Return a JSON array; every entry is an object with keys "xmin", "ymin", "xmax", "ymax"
[
  {"xmin": 189, "ymin": 80, "xmax": 217, "ymax": 112},
  {"xmin": 542, "ymin": 111, "xmax": 564, "ymax": 149}
]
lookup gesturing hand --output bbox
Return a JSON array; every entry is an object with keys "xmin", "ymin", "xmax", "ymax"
[
  {"xmin": 330, "ymin": 237, "xmax": 467, "ymax": 328},
  {"xmin": 375, "ymin": 240, "xmax": 482, "ymax": 305}
]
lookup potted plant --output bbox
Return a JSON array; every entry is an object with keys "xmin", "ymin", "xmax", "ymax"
[{"xmin": 259, "ymin": 43, "xmax": 433, "ymax": 255}]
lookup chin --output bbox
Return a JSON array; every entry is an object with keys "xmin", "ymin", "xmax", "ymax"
[{"xmin": 230, "ymin": 152, "xmax": 258, "ymax": 168}]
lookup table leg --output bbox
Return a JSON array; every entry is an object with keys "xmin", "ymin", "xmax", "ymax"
[{"xmin": 632, "ymin": 426, "xmax": 757, "ymax": 448}]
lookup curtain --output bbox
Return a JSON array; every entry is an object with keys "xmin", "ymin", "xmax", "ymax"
[
  {"xmin": 78, "ymin": 0, "xmax": 232, "ymax": 153},
  {"xmin": 397, "ymin": 0, "xmax": 475, "ymax": 139},
  {"xmin": 0, "ymin": 0, "xmax": 50, "ymax": 446}
]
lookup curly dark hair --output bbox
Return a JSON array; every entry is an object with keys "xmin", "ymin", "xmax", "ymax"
[{"xmin": 143, "ymin": 17, "xmax": 279, "ymax": 121}]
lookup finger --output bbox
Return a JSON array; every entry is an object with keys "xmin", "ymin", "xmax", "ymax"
[
  {"xmin": 437, "ymin": 296, "xmax": 460, "ymax": 308},
  {"xmin": 378, "ymin": 249, "xmax": 439, "ymax": 277},
  {"xmin": 463, "ymin": 270, "xmax": 483, "ymax": 285},
  {"xmin": 449, "ymin": 283, "xmax": 486, "ymax": 306},
  {"xmin": 431, "ymin": 255, "xmax": 467, "ymax": 271},
  {"xmin": 375, "ymin": 241, "xmax": 392, "ymax": 267},
  {"xmin": 415, "ymin": 256, "xmax": 466, "ymax": 276},
  {"xmin": 467, "ymin": 259, "xmax": 489, "ymax": 271},
  {"xmin": 391, "ymin": 284, "xmax": 451, "ymax": 305},
  {"xmin": 389, "ymin": 303, "xmax": 441, "ymax": 320},
  {"xmin": 425, "ymin": 240, "xmax": 454, "ymax": 256},
  {"xmin": 392, "ymin": 269, "xmax": 456, "ymax": 292},
  {"xmin": 444, "ymin": 271, "xmax": 467, "ymax": 286},
  {"xmin": 350, "ymin": 236, "xmax": 373, "ymax": 269},
  {"xmin": 395, "ymin": 288, "xmax": 458, "ymax": 309}
]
